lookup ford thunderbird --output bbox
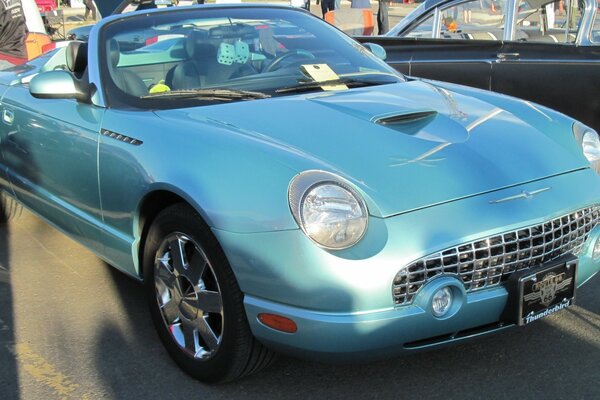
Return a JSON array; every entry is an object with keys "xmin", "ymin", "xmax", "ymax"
[{"xmin": 0, "ymin": 4, "xmax": 599, "ymax": 383}]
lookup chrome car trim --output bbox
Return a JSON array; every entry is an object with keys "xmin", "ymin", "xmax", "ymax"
[
  {"xmin": 488, "ymin": 187, "xmax": 552, "ymax": 204},
  {"xmin": 432, "ymin": 7, "xmax": 441, "ymax": 39},
  {"xmin": 2, "ymin": 109, "xmax": 14, "ymax": 125},
  {"xmin": 393, "ymin": 206, "xmax": 600, "ymax": 306},
  {"xmin": 100, "ymin": 129, "xmax": 143, "ymax": 145},
  {"xmin": 504, "ymin": 0, "xmax": 518, "ymax": 41},
  {"xmin": 578, "ymin": 0, "xmax": 597, "ymax": 46}
]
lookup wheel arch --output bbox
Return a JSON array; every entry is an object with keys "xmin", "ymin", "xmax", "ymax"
[{"xmin": 135, "ymin": 187, "xmax": 213, "ymax": 281}]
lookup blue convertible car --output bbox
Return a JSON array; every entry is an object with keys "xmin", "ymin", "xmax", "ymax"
[{"xmin": 0, "ymin": 4, "xmax": 599, "ymax": 383}]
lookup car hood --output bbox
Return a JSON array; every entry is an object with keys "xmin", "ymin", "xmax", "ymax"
[{"xmin": 154, "ymin": 80, "xmax": 587, "ymax": 217}]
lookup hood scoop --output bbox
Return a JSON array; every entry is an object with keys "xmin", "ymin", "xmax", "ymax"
[
  {"xmin": 375, "ymin": 110, "xmax": 437, "ymax": 125},
  {"xmin": 375, "ymin": 110, "xmax": 470, "ymax": 144}
]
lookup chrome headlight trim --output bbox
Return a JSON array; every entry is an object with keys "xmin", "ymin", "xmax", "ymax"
[
  {"xmin": 573, "ymin": 122, "xmax": 600, "ymax": 173},
  {"xmin": 289, "ymin": 170, "xmax": 368, "ymax": 250}
]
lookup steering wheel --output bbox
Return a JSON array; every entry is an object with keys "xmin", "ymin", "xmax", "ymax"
[{"xmin": 263, "ymin": 50, "xmax": 316, "ymax": 73}]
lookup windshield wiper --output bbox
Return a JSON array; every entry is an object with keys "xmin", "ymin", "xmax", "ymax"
[
  {"xmin": 275, "ymin": 75, "xmax": 398, "ymax": 94},
  {"xmin": 141, "ymin": 88, "xmax": 271, "ymax": 101}
]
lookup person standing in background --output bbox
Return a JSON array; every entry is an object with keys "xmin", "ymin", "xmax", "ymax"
[
  {"xmin": 321, "ymin": 0, "xmax": 335, "ymax": 17},
  {"xmin": 0, "ymin": 0, "xmax": 27, "ymax": 70},
  {"xmin": 83, "ymin": 0, "xmax": 97, "ymax": 21},
  {"xmin": 377, "ymin": 0, "xmax": 390, "ymax": 34}
]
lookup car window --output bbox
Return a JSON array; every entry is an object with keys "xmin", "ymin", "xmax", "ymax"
[
  {"xmin": 101, "ymin": 7, "xmax": 403, "ymax": 109},
  {"xmin": 404, "ymin": 14, "xmax": 435, "ymax": 38},
  {"xmin": 438, "ymin": 0, "xmax": 506, "ymax": 40},
  {"xmin": 592, "ymin": 7, "xmax": 600, "ymax": 43},
  {"xmin": 514, "ymin": 0, "xmax": 582, "ymax": 43}
]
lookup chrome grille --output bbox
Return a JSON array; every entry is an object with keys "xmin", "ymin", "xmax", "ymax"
[{"xmin": 393, "ymin": 206, "xmax": 600, "ymax": 306}]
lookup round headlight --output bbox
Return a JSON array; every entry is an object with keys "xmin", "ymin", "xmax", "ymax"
[
  {"xmin": 573, "ymin": 122, "xmax": 600, "ymax": 174},
  {"xmin": 289, "ymin": 171, "xmax": 368, "ymax": 250},
  {"xmin": 582, "ymin": 131, "xmax": 600, "ymax": 163}
]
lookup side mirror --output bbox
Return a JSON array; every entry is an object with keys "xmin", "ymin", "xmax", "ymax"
[
  {"xmin": 29, "ymin": 70, "xmax": 88, "ymax": 102},
  {"xmin": 362, "ymin": 42, "xmax": 387, "ymax": 61}
]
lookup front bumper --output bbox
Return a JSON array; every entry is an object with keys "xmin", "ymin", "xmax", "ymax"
[
  {"xmin": 243, "ymin": 253, "xmax": 597, "ymax": 361},
  {"xmin": 213, "ymin": 168, "xmax": 600, "ymax": 361}
]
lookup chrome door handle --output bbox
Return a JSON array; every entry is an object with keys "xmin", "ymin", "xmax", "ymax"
[
  {"xmin": 497, "ymin": 53, "xmax": 520, "ymax": 61},
  {"xmin": 2, "ymin": 109, "xmax": 14, "ymax": 125}
]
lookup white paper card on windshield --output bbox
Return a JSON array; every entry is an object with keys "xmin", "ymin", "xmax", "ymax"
[{"xmin": 300, "ymin": 64, "xmax": 348, "ymax": 91}]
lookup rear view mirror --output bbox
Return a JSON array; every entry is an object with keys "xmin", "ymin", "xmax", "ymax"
[
  {"xmin": 29, "ymin": 70, "xmax": 88, "ymax": 102},
  {"xmin": 362, "ymin": 42, "xmax": 387, "ymax": 61}
]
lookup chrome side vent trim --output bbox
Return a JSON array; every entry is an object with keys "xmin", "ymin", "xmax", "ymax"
[{"xmin": 101, "ymin": 129, "xmax": 143, "ymax": 146}]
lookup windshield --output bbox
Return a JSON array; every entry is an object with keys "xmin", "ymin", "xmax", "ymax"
[{"xmin": 101, "ymin": 6, "xmax": 403, "ymax": 109}]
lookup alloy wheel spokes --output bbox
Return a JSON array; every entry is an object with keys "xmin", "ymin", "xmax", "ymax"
[
  {"xmin": 168, "ymin": 236, "xmax": 187, "ymax": 277},
  {"xmin": 161, "ymin": 298, "xmax": 180, "ymax": 325},
  {"xmin": 185, "ymin": 251, "xmax": 207, "ymax": 287},
  {"xmin": 181, "ymin": 319, "xmax": 200, "ymax": 356},
  {"xmin": 196, "ymin": 316, "xmax": 220, "ymax": 351},
  {"xmin": 195, "ymin": 290, "xmax": 223, "ymax": 314},
  {"xmin": 154, "ymin": 232, "xmax": 224, "ymax": 361}
]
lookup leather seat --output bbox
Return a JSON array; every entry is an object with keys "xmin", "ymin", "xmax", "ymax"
[
  {"xmin": 169, "ymin": 30, "xmax": 241, "ymax": 90},
  {"xmin": 108, "ymin": 39, "xmax": 148, "ymax": 97}
]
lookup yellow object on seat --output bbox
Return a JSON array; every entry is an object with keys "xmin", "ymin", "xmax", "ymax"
[{"xmin": 149, "ymin": 80, "xmax": 171, "ymax": 94}]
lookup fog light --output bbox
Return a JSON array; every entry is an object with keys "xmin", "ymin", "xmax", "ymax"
[
  {"xmin": 432, "ymin": 287, "xmax": 453, "ymax": 317},
  {"xmin": 593, "ymin": 237, "xmax": 600, "ymax": 260}
]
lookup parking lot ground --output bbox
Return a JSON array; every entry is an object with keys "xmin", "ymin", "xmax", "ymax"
[{"xmin": 0, "ymin": 208, "xmax": 599, "ymax": 399}]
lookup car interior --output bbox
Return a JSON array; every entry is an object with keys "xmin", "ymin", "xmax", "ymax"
[{"xmin": 104, "ymin": 20, "xmax": 360, "ymax": 98}]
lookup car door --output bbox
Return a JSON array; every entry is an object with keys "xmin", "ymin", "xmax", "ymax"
[
  {"xmin": 0, "ymin": 77, "xmax": 105, "ymax": 252},
  {"xmin": 376, "ymin": 0, "xmax": 507, "ymax": 89},
  {"xmin": 491, "ymin": 0, "xmax": 600, "ymax": 131}
]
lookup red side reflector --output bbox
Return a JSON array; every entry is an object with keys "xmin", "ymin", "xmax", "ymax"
[
  {"xmin": 258, "ymin": 313, "xmax": 297, "ymax": 333},
  {"xmin": 145, "ymin": 36, "xmax": 159, "ymax": 46}
]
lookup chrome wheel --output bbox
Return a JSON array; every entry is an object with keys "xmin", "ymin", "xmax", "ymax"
[{"xmin": 154, "ymin": 232, "xmax": 224, "ymax": 360}]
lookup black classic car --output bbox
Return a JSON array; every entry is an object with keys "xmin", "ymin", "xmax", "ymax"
[{"xmin": 357, "ymin": 0, "xmax": 600, "ymax": 132}]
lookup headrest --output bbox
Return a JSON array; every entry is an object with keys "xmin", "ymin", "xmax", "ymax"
[
  {"xmin": 109, "ymin": 39, "xmax": 120, "ymax": 67},
  {"xmin": 66, "ymin": 41, "xmax": 88, "ymax": 74},
  {"xmin": 184, "ymin": 30, "xmax": 209, "ymax": 58}
]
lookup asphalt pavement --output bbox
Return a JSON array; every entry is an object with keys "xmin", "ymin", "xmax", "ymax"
[{"xmin": 0, "ymin": 208, "xmax": 599, "ymax": 399}]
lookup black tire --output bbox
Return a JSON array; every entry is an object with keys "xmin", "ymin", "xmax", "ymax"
[
  {"xmin": 143, "ymin": 203, "xmax": 276, "ymax": 383},
  {"xmin": 0, "ymin": 191, "xmax": 22, "ymax": 224}
]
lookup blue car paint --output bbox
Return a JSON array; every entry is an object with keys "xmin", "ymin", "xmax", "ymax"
[
  {"xmin": 0, "ymin": 4, "xmax": 598, "ymax": 362},
  {"xmin": 221, "ymin": 169, "xmax": 600, "ymax": 359}
]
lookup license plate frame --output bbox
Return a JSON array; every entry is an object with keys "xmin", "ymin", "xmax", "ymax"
[{"xmin": 516, "ymin": 256, "xmax": 577, "ymax": 326}]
